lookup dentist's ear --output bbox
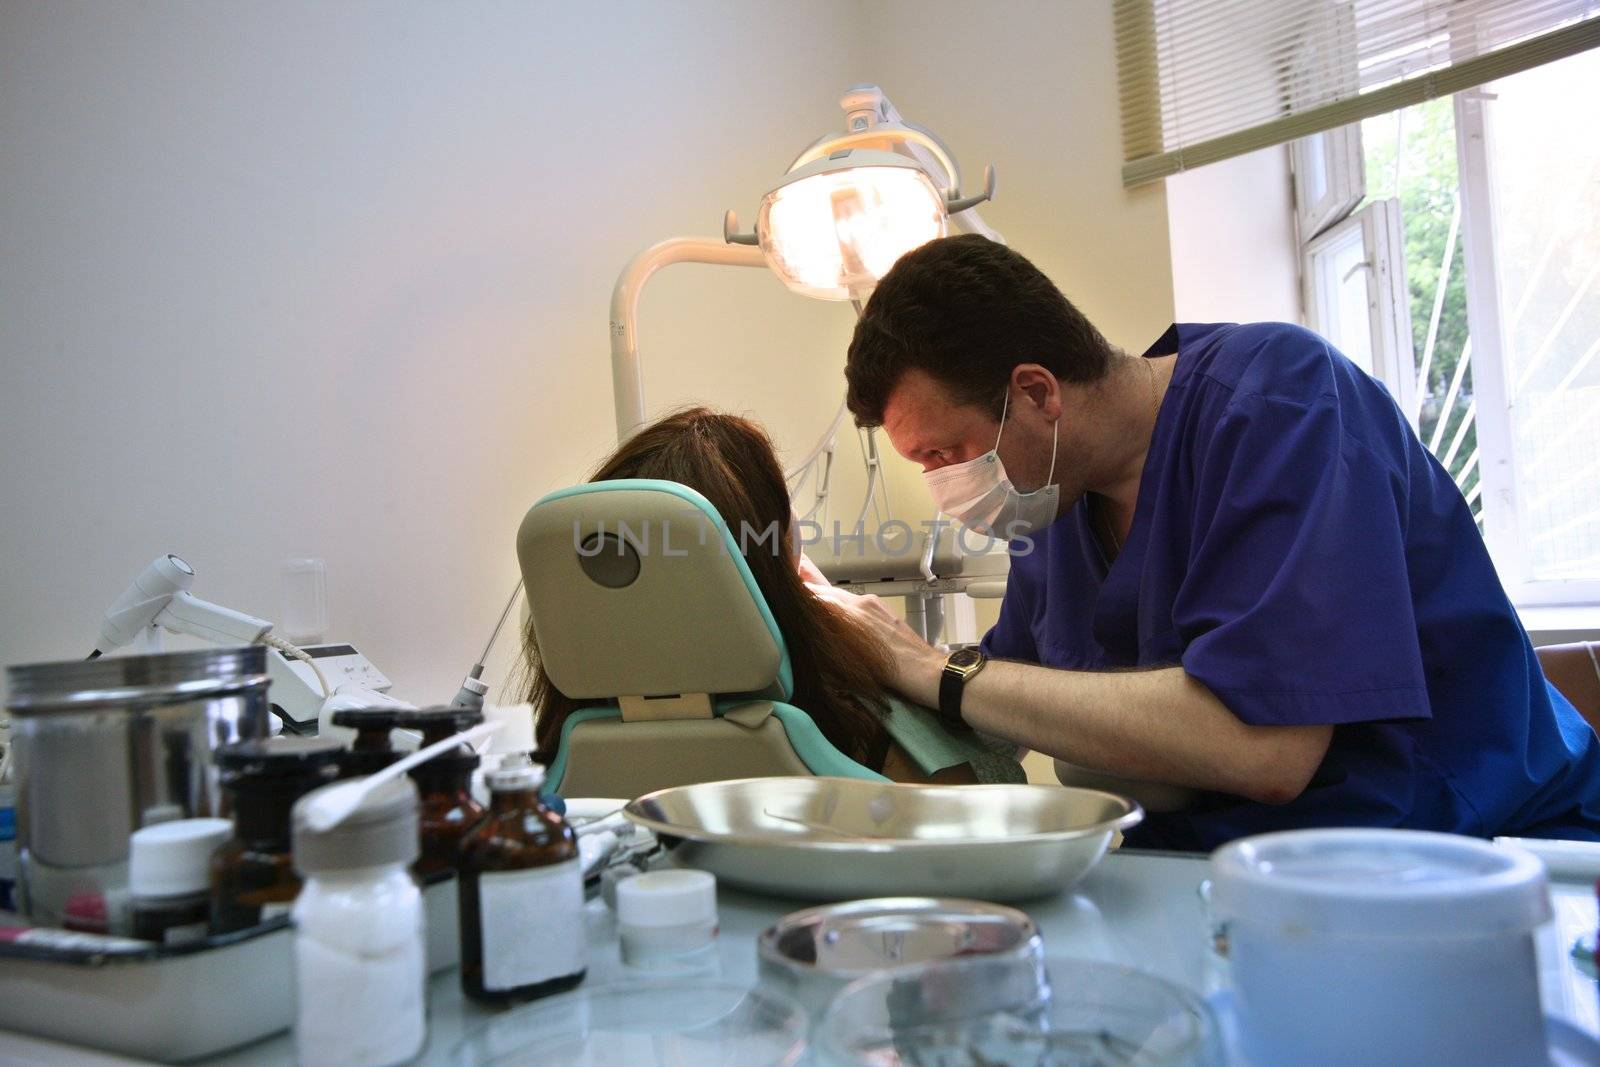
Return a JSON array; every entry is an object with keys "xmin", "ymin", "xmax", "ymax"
[{"xmin": 1009, "ymin": 363, "xmax": 1063, "ymax": 421}]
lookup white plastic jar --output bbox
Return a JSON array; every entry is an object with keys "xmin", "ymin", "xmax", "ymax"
[
  {"xmin": 616, "ymin": 869, "xmax": 719, "ymax": 975},
  {"xmin": 1210, "ymin": 828, "xmax": 1552, "ymax": 1067},
  {"xmin": 290, "ymin": 777, "xmax": 425, "ymax": 1067}
]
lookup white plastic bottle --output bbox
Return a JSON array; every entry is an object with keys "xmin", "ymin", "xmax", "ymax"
[{"xmin": 290, "ymin": 777, "xmax": 425, "ymax": 1067}]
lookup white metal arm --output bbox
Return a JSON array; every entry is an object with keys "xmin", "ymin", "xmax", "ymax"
[{"xmin": 609, "ymin": 237, "xmax": 766, "ymax": 440}]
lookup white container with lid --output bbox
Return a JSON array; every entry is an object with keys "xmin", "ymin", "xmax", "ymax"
[
  {"xmin": 128, "ymin": 818, "xmax": 231, "ymax": 899},
  {"xmin": 616, "ymin": 869, "xmax": 718, "ymax": 974},
  {"xmin": 1210, "ymin": 828, "xmax": 1552, "ymax": 1067}
]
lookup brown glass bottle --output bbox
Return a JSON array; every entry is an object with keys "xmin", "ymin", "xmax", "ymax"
[
  {"xmin": 331, "ymin": 708, "xmax": 405, "ymax": 779},
  {"xmin": 457, "ymin": 755, "xmax": 586, "ymax": 1005},
  {"xmin": 410, "ymin": 753, "xmax": 485, "ymax": 879},
  {"xmin": 210, "ymin": 737, "xmax": 341, "ymax": 934},
  {"xmin": 404, "ymin": 707, "xmax": 487, "ymax": 878}
]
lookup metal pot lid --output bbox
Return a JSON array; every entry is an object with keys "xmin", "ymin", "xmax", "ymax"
[{"xmin": 7, "ymin": 646, "xmax": 268, "ymax": 714}]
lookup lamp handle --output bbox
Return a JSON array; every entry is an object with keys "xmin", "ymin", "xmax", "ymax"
[
  {"xmin": 946, "ymin": 164, "xmax": 998, "ymax": 215},
  {"xmin": 722, "ymin": 209, "xmax": 759, "ymax": 246}
]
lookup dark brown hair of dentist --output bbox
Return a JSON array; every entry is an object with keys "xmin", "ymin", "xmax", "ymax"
[{"xmin": 521, "ymin": 406, "xmax": 894, "ymax": 770}]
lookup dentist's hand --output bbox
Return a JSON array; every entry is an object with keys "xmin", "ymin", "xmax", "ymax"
[
  {"xmin": 805, "ymin": 581, "xmax": 946, "ymax": 705},
  {"xmin": 796, "ymin": 551, "xmax": 829, "ymax": 587}
]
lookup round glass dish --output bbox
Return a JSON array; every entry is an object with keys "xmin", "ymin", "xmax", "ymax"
[
  {"xmin": 817, "ymin": 955, "xmax": 1222, "ymax": 1067},
  {"xmin": 450, "ymin": 979, "xmax": 808, "ymax": 1066}
]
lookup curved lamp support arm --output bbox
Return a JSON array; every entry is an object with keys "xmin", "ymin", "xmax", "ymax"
[
  {"xmin": 609, "ymin": 237, "xmax": 768, "ymax": 441},
  {"xmin": 788, "ymin": 125, "xmax": 962, "ymax": 196}
]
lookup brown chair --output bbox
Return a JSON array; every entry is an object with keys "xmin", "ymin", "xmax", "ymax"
[{"xmin": 1537, "ymin": 642, "xmax": 1600, "ymax": 733}]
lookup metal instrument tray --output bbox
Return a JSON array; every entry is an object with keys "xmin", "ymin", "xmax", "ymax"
[{"xmin": 624, "ymin": 777, "xmax": 1142, "ymax": 902}]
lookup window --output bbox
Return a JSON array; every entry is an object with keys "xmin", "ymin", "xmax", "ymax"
[{"xmin": 1293, "ymin": 47, "xmax": 1600, "ymax": 605}]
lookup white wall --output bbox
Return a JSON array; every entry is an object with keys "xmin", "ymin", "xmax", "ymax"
[
  {"xmin": 0, "ymin": 0, "xmax": 863, "ymax": 703},
  {"xmin": 0, "ymin": 2, "xmax": 1185, "ymax": 715},
  {"xmin": 1166, "ymin": 146, "xmax": 1303, "ymax": 324}
]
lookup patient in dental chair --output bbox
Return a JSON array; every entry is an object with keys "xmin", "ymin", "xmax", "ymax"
[{"xmin": 521, "ymin": 406, "xmax": 1023, "ymax": 785}]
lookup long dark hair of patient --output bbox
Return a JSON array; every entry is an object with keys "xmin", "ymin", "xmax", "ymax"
[{"xmin": 522, "ymin": 407, "xmax": 895, "ymax": 770}]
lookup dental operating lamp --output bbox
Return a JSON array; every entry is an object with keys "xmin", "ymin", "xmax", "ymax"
[
  {"xmin": 609, "ymin": 84, "xmax": 1001, "ymax": 441},
  {"xmin": 594, "ymin": 86, "xmax": 1009, "ymax": 651}
]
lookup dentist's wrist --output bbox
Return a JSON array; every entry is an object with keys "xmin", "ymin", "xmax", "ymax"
[{"xmin": 894, "ymin": 645, "xmax": 948, "ymax": 709}]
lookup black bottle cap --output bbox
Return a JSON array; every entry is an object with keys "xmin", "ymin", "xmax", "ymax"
[
  {"xmin": 217, "ymin": 736, "xmax": 343, "ymax": 778},
  {"xmin": 403, "ymin": 707, "xmax": 485, "ymax": 739},
  {"xmin": 330, "ymin": 708, "xmax": 409, "ymax": 732}
]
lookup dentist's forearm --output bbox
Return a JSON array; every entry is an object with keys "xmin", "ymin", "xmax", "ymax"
[{"xmin": 899, "ymin": 655, "xmax": 1330, "ymax": 804}]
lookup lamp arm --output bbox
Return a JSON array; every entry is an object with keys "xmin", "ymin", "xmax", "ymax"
[
  {"xmin": 786, "ymin": 125, "xmax": 961, "ymax": 196},
  {"xmin": 608, "ymin": 237, "xmax": 767, "ymax": 441}
]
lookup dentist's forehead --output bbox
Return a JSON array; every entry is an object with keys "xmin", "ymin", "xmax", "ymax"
[{"xmin": 881, "ymin": 369, "xmax": 999, "ymax": 458}]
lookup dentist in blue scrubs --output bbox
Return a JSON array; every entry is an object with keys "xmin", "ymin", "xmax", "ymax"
[{"xmin": 818, "ymin": 234, "xmax": 1600, "ymax": 851}]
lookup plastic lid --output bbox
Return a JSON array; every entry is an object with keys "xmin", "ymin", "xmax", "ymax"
[
  {"xmin": 218, "ymin": 736, "xmax": 343, "ymax": 777},
  {"xmin": 617, "ymin": 870, "xmax": 718, "ymax": 929},
  {"xmin": 129, "ymin": 818, "xmax": 232, "ymax": 897},
  {"xmin": 1210, "ymin": 829, "xmax": 1552, "ymax": 938},
  {"xmin": 292, "ymin": 777, "xmax": 419, "ymax": 873},
  {"xmin": 487, "ymin": 752, "xmax": 546, "ymax": 792}
]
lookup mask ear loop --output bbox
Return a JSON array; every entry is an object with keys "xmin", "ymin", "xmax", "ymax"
[
  {"xmin": 1043, "ymin": 414, "xmax": 1059, "ymax": 488},
  {"xmin": 994, "ymin": 389, "xmax": 1012, "ymax": 452}
]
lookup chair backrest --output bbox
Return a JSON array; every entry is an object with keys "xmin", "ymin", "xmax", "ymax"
[
  {"xmin": 516, "ymin": 479, "xmax": 885, "ymax": 795},
  {"xmin": 1537, "ymin": 642, "xmax": 1600, "ymax": 733}
]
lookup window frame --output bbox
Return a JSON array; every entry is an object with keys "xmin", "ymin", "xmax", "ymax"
[
  {"xmin": 1453, "ymin": 87, "xmax": 1600, "ymax": 608},
  {"xmin": 1291, "ymin": 125, "xmax": 1367, "ymax": 241},
  {"xmin": 1289, "ymin": 81, "xmax": 1600, "ymax": 609},
  {"xmin": 1300, "ymin": 198, "xmax": 1417, "ymax": 419}
]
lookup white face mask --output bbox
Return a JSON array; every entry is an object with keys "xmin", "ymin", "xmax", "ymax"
[{"xmin": 923, "ymin": 390, "xmax": 1060, "ymax": 539}]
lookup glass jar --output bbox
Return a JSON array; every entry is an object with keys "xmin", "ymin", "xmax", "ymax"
[
  {"xmin": 404, "ymin": 707, "xmax": 486, "ymax": 879},
  {"xmin": 209, "ymin": 737, "xmax": 341, "ymax": 934},
  {"xmin": 331, "ymin": 708, "xmax": 405, "ymax": 779},
  {"xmin": 291, "ymin": 777, "xmax": 424, "ymax": 1067}
]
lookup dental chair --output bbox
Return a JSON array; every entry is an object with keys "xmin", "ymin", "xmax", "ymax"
[{"xmin": 516, "ymin": 479, "xmax": 889, "ymax": 798}]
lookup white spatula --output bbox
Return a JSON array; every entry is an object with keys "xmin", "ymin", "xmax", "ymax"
[{"xmin": 302, "ymin": 720, "xmax": 503, "ymax": 832}]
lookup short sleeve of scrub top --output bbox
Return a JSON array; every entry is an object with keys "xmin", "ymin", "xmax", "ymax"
[{"xmin": 1175, "ymin": 388, "xmax": 1431, "ymax": 726}]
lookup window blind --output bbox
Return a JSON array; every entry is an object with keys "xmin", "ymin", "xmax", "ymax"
[{"xmin": 1115, "ymin": 0, "xmax": 1600, "ymax": 187}]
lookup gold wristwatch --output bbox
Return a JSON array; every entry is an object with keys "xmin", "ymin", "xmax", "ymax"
[{"xmin": 939, "ymin": 647, "xmax": 988, "ymax": 725}]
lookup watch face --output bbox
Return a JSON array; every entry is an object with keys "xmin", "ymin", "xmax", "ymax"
[{"xmin": 948, "ymin": 648, "xmax": 984, "ymax": 670}]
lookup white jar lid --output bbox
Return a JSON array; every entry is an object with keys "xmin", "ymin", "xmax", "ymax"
[
  {"xmin": 616, "ymin": 869, "xmax": 717, "ymax": 929},
  {"xmin": 1210, "ymin": 829, "xmax": 1551, "ymax": 938},
  {"xmin": 129, "ymin": 818, "xmax": 233, "ymax": 898}
]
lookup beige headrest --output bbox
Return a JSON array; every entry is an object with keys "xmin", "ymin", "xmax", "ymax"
[{"xmin": 516, "ymin": 481, "xmax": 791, "ymax": 702}]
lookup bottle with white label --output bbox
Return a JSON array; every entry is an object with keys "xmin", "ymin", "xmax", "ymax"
[{"xmin": 457, "ymin": 754, "xmax": 586, "ymax": 1005}]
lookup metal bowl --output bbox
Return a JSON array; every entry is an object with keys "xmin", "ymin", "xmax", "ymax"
[{"xmin": 623, "ymin": 777, "xmax": 1142, "ymax": 902}]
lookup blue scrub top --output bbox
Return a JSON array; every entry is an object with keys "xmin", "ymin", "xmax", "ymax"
[{"xmin": 981, "ymin": 322, "xmax": 1600, "ymax": 851}]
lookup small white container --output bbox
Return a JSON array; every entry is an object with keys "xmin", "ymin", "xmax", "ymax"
[
  {"xmin": 1210, "ymin": 828, "xmax": 1552, "ymax": 1067},
  {"xmin": 128, "ymin": 818, "xmax": 231, "ymax": 944},
  {"xmin": 616, "ymin": 869, "xmax": 718, "ymax": 975}
]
